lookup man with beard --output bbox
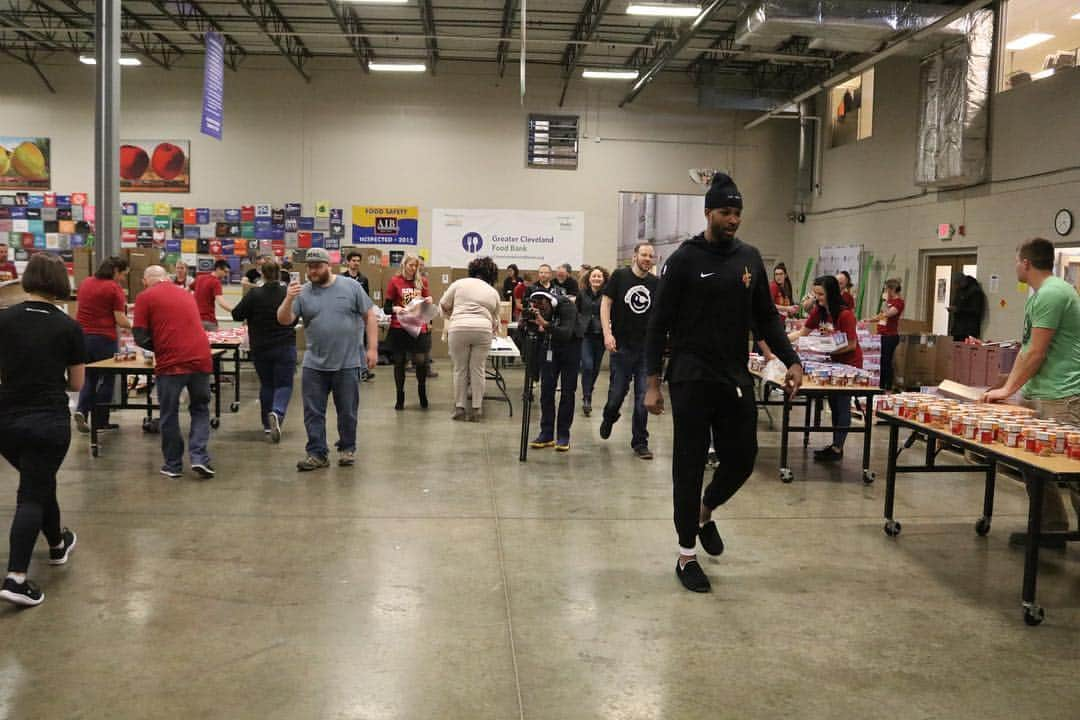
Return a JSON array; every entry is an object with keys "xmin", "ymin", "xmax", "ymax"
[
  {"xmin": 277, "ymin": 248, "xmax": 379, "ymax": 471},
  {"xmin": 645, "ymin": 173, "xmax": 803, "ymax": 593}
]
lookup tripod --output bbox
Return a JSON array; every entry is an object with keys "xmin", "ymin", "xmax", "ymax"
[{"xmin": 518, "ymin": 328, "xmax": 545, "ymax": 462}]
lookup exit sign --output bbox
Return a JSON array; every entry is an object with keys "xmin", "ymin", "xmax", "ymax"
[{"xmin": 938, "ymin": 223, "xmax": 954, "ymax": 240}]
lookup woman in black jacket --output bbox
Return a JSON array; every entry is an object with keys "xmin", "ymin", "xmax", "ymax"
[
  {"xmin": 0, "ymin": 253, "xmax": 86, "ymax": 607},
  {"xmin": 231, "ymin": 260, "xmax": 297, "ymax": 443},
  {"xmin": 576, "ymin": 266, "xmax": 608, "ymax": 416}
]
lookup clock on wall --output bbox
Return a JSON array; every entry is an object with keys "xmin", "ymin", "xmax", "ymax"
[{"xmin": 1055, "ymin": 209, "xmax": 1073, "ymax": 236}]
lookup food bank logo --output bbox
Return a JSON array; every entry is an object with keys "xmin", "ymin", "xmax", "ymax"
[{"xmin": 462, "ymin": 232, "xmax": 483, "ymax": 253}]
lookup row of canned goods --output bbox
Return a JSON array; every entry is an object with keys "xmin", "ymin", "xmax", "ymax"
[{"xmin": 876, "ymin": 393, "xmax": 1080, "ymax": 459}]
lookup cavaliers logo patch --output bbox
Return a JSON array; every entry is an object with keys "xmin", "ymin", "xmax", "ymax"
[{"xmin": 742, "ymin": 266, "xmax": 752, "ymax": 289}]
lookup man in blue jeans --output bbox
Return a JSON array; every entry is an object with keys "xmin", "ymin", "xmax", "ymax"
[
  {"xmin": 133, "ymin": 266, "xmax": 215, "ymax": 479},
  {"xmin": 277, "ymin": 248, "xmax": 379, "ymax": 471},
  {"xmin": 599, "ymin": 243, "xmax": 658, "ymax": 459}
]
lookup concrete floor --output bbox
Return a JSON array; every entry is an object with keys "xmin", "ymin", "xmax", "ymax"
[{"xmin": 2, "ymin": 364, "xmax": 1079, "ymax": 719}]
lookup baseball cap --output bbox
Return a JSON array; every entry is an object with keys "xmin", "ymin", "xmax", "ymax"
[{"xmin": 305, "ymin": 248, "xmax": 331, "ymax": 264}]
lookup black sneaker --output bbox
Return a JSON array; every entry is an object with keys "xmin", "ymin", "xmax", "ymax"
[
  {"xmin": 813, "ymin": 446, "xmax": 843, "ymax": 463},
  {"xmin": 599, "ymin": 418, "xmax": 613, "ymax": 440},
  {"xmin": 698, "ymin": 521, "xmax": 724, "ymax": 556},
  {"xmin": 676, "ymin": 559, "xmax": 711, "ymax": 593},
  {"xmin": 192, "ymin": 463, "xmax": 215, "ymax": 479},
  {"xmin": 0, "ymin": 577, "xmax": 44, "ymax": 606},
  {"xmin": 48, "ymin": 528, "xmax": 77, "ymax": 565},
  {"xmin": 633, "ymin": 446, "xmax": 653, "ymax": 460},
  {"xmin": 72, "ymin": 412, "xmax": 89, "ymax": 434},
  {"xmin": 582, "ymin": 401, "xmax": 592, "ymax": 417},
  {"xmin": 160, "ymin": 467, "xmax": 183, "ymax": 479}
]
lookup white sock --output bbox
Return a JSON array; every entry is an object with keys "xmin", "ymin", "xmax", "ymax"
[
  {"xmin": 679, "ymin": 546, "xmax": 697, "ymax": 557},
  {"xmin": 6, "ymin": 572, "xmax": 26, "ymax": 584}
]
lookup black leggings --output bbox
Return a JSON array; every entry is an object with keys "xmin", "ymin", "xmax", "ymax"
[
  {"xmin": 669, "ymin": 381, "xmax": 758, "ymax": 550},
  {"xmin": 388, "ymin": 327, "xmax": 432, "ymax": 394},
  {"xmin": 0, "ymin": 409, "xmax": 71, "ymax": 573},
  {"xmin": 880, "ymin": 334, "xmax": 900, "ymax": 390}
]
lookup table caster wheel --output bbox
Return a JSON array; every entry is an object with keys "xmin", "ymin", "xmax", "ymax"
[
  {"xmin": 884, "ymin": 520, "xmax": 902, "ymax": 537},
  {"xmin": 975, "ymin": 517, "xmax": 991, "ymax": 536},
  {"xmin": 230, "ymin": 402, "xmax": 239, "ymax": 413},
  {"xmin": 1023, "ymin": 605, "xmax": 1045, "ymax": 626},
  {"xmin": 210, "ymin": 417, "xmax": 220, "ymax": 429},
  {"xmin": 862, "ymin": 469, "xmax": 876, "ymax": 484},
  {"xmin": 780, "ymin": 468, "xmax": 794, "ymax": 484}
]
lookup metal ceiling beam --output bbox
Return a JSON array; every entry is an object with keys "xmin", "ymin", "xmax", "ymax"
[
  {"xmin": 557, "ymin": 0, "xmax": 612, "ymax": 107},
  {"xmin": 324, "ymin": 0, "xmax": 374, "ymax": 72},
  {"xmin": 145, "ymin": 0, "xmax": 247, "ymax": 71},
  {"xmin": 236, "ymin": 0, "xmax": 312, "ymax": 82},
  {"xmin": 24, "ymin": 0, "xmax": 94, "ymax": 52},
  {"xmin": 495, "ymin": 0, "xmax": 516, "ymax": 77},
  {"xmin": 0, "ymin": 33, "xmax": 56, "ymax": 92},
  {"xmin": 619, "ymin": 0, "xmax": 731, "ymax": 107},
  {"xmin": 120, "ymin": 6, "xmax": 184, "ymax": 69},
  {"xmin": 744, "ymin": 0, "xmax": 992, "ymax": 128},
  {"xmin": 418, "ymin": 0, "xmax": 438, "ymax": 73}
]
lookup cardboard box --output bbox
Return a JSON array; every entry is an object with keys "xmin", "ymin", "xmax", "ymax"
[
  {"xmin": 899, "ymin": 319, "xmax": 931, "ymax": 335},
  {"xmin": 0, "ymin": 279, "xmax": 29, "ymax": 310},
  {"xmin": 72, "ymin": 247, "xmax": 94, "ymax": 289},
  {"xmin": 951, "ymin": 342, "xmax": 975, "ymax": 385},
  {"xmin": 123, "ymin": 247, "xmax": 161, "ymax": 303}
]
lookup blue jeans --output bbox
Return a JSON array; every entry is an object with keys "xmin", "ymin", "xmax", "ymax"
[
  {"xmin": 828, "ymin": 393, "xmax": 852, "ymax": 449},
  {"xmin": 602, "ymin": 346, "xmax": 649, "ymax": 449},
  {"xmin": 252, "ymin": 344, "xmax": 296, "ymax": 429},
  {"xmin": 156, "ymin": 373, "xmax": 212, "ymax": 472},
  {"xmin": 76, "ymin": 333, "xmax": 118, "ymax": 425},
  {"xmin": 579, "ymin": 334, "xmax": 605, "ymax": 404},
  {"xmin": 539, "ymin": 340, "xmax": 581, "ymax": 445},
  {"xmin": 302, "ymin": 367, "xmax": 360, "ymax": 459}
]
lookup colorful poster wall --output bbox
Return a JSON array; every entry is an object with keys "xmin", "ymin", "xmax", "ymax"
[
  {"xmin": 0, "ymin": 137, "xmax": 50, "ymax": 191},
  {"xmin": 351, "ymin": 206, "xmax": 418, "ymax": 246},
  {"xmin": 120, "ymin": 139, "xmax": 191, "ymax": 193},
  {"xmin": 431, "ymin": 208, "xmax": 584, "ymax": 269}
]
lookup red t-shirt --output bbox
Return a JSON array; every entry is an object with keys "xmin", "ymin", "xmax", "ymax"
[
  {"xmin": 191, "ymin": 273, "xmax": 222, "ymax": 323},
  {"xmin": 805, "ymin": 305, "xmax": 863, "ymax": 368},
  {"xmin": 878, "ymin": 297, "xmax": 905, "ymax": 336},
  {"xmin": 133, "ymin": 282, "xmax": 212, "ymax": 375},
  {"xmin": 769, "ymin": 281, "xmax": 792, "ymax": 307},
  {"xmin": 76, "ymin": 276, "xmax": 127, "ymax": 340},
  {"xmin": 386, "ymin": 275, "xmax": 430, "ymax": 331},
  {"xmin": 0, "ymin": 261, "xmax": 17, "ymax": 281},
  {"xmin": 841, "ymin": 289, "xmax": 855, "ymax": 310},
  {"xmin": 512, "ymin": 281, "xmax": 527, "ymax": 320}
]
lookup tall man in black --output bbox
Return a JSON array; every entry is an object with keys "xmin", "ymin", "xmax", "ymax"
[
  {"xmin": 599, "ymin": 242, "xmax": 658, "ymax": 459},
  {"xmin": 645, "ymin": 173, "xmax": 803, "ymax": 593}
]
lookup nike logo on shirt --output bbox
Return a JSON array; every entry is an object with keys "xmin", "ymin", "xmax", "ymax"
[{"xmin": 700, "ymin": 272, "xmax": 715, "ymax": 278}]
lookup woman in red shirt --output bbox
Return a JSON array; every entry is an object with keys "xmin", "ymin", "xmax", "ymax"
[
  {"xmin": 790, "ymin": 274, "xmax": 862, "ymax": 462},
  {"xmin": 869, "ymin": 278, "xmax": 904, "ymax": 391},
  {"xmin": 769, "ymin": 263, "xmax": 799, "ymax": 315},
  {"xmin": 837, "ymin": 270, "xmax": 856, "ymax": 311},
  {"xmin": 385, "ymin": 254, "xmax": 433, "ymax": 410},
  {"xmin": 73, "ymin": 257, "xmax": 131, "ymax": 433}
]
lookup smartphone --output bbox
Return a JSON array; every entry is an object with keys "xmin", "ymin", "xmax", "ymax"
[{"xmin": 289, "ymin": 272, "xmax": 300, "ymax": 284}]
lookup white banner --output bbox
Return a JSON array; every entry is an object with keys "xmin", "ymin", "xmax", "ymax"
[{"xmin": 431, "ymin": 208, "xmax": 584, "ymax": 269}]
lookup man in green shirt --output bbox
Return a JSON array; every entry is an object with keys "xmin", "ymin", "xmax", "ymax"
[{"xmin": 986, "ymin": 237, "xmax": 1080, "ymax": 546}]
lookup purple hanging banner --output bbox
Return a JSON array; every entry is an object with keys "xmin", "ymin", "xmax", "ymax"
[{"xmin": 200, "ymin": 32, "xmax": 224, "ymax": 140}]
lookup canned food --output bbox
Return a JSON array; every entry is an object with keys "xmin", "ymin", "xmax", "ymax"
[
  {"xmin": 1033, "ymin": 430, "xmax": 1051, "ymax": 456},
  {"xmin": 979, "ymin": 421, "xmax": 995, "ymax": 444},
  {"xmin": 950, "ymin": 413, "xmax": 964, "ymax": 435},
  {"xmin": 1003, "ymin": 424, "xmax": 1022, "ymax": 448},
  {"xmin": 963, "ymin": 417, "xmax": 979, "ymax": 441}
]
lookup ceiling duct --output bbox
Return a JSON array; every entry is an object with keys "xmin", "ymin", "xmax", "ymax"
[{"xmin": 734, "ymin": 0, "xmax": 967, "ymax": 55}]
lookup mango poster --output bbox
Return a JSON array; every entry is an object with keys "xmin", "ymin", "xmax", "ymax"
[
  {"xmin": 120, "ymin": 139, "xmax": 190, "ymax": 193},
  {"xmin": 0, "ymin": 137, "xmax": 50, "ymax": 191}
]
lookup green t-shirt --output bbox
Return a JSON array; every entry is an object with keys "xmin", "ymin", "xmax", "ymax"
[{"xmin": 1021, "ymin": 276, "xmax": 1080, "ymax": 400}]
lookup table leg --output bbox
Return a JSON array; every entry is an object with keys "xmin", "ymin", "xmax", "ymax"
[
  {"xmin": 883, "ymin": 422, "xmax": 901, "ymax": 536},
  {"xmin": 804, "ymin": 398, "xmax": 819, "ymax": 448},
  {"xmin": 975, "ymin": 458, "xmax": 996, "ymax": 536},
  {"xmin": 861, "ymin": 392, "xmax": 875, "ymax": 484},
  {"xmin": 491, "ymin": 358, "xmax": 513, "ymax": 417},
  {"xmin": 231, "ymin": 348, "xmax": 241, "ymax": 411},
  {"xmin": 779, "ymin": 396, "xmax": 793, "ymax": 483},
  {"xmin": 1020, "ymin": 471, "xmax": 1046, "ymax": 625},
  {"xmin": 212, "ymin": 358, "xmax": 222, "ymax": 429}
]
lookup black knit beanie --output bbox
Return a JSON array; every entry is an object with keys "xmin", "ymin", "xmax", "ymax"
[{"xmin": 705, "ymin": 173, "xmax": 743, "ymax": 210}]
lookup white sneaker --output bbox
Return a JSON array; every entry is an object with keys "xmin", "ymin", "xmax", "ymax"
[{"xmin": 268, "ymin": 412, "xmax": 282, "ymax": 444}]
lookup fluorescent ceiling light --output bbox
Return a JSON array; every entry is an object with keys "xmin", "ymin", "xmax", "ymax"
[
  {"xmin": 1032, "ymin": 68, "xmax": 1055, "ymax": 80},
  {"xmin": 1073, "ymin": 12, "xmax": 1080, "ymax": 20},
  {"xmin": 582, "ymin": 68, "xmax": 640, "ymax": 79},
  {"xmin": 79, "ymin": 55, "xmax": 142, "ymax": 66},
  {"xmin": 1005, "ymin": 33, "xmax": 1054, "ymax": 51},
  {"xmin": 626, "ymin": 3, "xmax": 701, "ymax": 18},
  {"xmin": 369, "ymin": 62, "xmax": 426, "ymax": 72}
]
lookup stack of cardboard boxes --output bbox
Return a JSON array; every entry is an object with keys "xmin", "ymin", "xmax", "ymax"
[{"xmin": 950, "ymin": 342, "xmax": 1020, "ymax": 388}]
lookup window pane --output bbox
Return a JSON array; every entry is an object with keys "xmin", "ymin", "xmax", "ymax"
[{"xmin": 1001, "ymin": 0, "xmax": 1079, "ymax": 91}]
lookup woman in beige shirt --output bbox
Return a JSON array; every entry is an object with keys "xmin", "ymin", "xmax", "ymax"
[{"xmin": 439, "ymin": 257, "xmax": 501, "ymax": 421}]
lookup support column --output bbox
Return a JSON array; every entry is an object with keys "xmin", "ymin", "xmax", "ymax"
[{"xmin": 94, "ymin": 0, "xmax": 121, "ymax": 260}]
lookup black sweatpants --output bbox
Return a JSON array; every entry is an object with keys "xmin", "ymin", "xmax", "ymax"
[
  {"xmin": 0, "ymin": 409, "xmax": 71, "ymax": 573},
  {"xmin": 669, "ymin": 381, "xmax": 758, "ymax": 550}
]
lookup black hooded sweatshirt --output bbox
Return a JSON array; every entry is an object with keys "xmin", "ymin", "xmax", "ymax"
[{"xmin": 645, "ymin": 233, "xmax": 800, "ymax": 386}]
